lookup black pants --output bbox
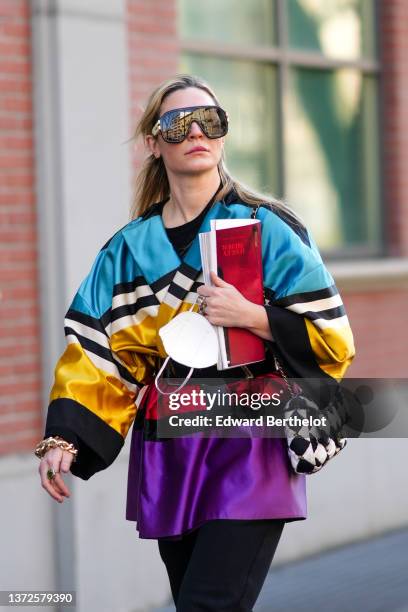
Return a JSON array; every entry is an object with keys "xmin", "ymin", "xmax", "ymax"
[{"xmin": 157, "ymin": 519, "xmax": 285, "ymax": 611}]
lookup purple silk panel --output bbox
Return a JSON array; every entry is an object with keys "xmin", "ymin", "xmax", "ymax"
[{"xmin": 126, "ymin": 418, "xmax": 307, "ymax": 539}]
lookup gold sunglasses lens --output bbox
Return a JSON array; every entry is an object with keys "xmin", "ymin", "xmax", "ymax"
[{"xmin": 161, "ymin": 107, "xmax": 228, "ymax": 142}]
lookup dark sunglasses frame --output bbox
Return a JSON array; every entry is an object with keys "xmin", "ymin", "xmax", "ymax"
[{"xmin": 151, "ymin": 105, "xmax": 229, "ymax": 143}]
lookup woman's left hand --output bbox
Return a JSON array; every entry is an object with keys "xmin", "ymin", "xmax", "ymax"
[
  {"xmin": 197, "ymin": 272, "xmax": 273, "ymax": 341},
  {"xmin": 197, "ymin": 272, "xmax": 258, "ymax": 328}
]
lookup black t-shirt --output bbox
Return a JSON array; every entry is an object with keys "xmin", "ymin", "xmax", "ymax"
[{"xmin": 159, "ymin": 187, "xmax": 220, "ymax": 259}]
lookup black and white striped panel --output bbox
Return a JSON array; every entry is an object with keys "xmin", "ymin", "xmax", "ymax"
[
  {"xmin": 185, "ymin": 272, "xmax": 205, "ymax": 305},
  {"xmin": 162, "ymin": 263, "xmax": 201, "ymax": 310},
  {"xmin": 275, "ymin": 285, "xmax": 349, "ymax": 330},
  {"xmin": 64, "ymin": 309, "xmax": 140, "ymax": 395},
  {"xmin": 107, "ymin": 275, "xmax": 163, "ymax": 336}
]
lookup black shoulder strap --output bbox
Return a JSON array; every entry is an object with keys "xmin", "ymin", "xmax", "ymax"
[{"xmin": 251, "ymin": 203, "xmax": 261, "ymax": 219}]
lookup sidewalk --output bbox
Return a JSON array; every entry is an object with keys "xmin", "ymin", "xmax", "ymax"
[{"xmin": 154, "ymin": 527, "xmax": 408, "ymax": 611}]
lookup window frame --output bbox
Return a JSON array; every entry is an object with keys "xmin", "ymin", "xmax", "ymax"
[{"xmin": 179, "ymin": 0, "xmax": 384, "ymax": 259}]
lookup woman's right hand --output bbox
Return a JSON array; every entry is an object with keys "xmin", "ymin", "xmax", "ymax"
[{"xmin": 38, "ymin": 447, "xmax": 74, "ymax": 503}]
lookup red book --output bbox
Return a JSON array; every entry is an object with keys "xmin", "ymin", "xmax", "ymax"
[{"xmin": 199, "ymin": 219, "xmax": 265, "ymax": 369}]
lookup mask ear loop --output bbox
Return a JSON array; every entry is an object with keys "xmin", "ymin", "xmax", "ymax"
[
  {"xmin": 154, "ymin": 297, "xmax": 206, "ymax": 395},
  {"xmin": 154, "ymin": 357, "xmax": 194, "ymax": 395}
]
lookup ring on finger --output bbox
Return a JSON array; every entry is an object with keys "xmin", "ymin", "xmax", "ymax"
[
  {"xmin": 47, "ymin": 467, "xmax": 57, "ymax": 481},
  {"xmin": 197, "ymin": 295, "xmax": 207, "ymax": 314}
]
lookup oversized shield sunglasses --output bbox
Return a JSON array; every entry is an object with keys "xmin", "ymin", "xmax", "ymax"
[{"xmin": 151, "ymin": 105, "xmax": 229, "ymax": 143}]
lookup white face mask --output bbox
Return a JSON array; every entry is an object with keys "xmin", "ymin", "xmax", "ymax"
[{"xmin": 155, "ymin": 308, "xmax": 219, "ymax": 395}]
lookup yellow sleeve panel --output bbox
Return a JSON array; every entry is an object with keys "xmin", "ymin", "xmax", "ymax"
[{"xmin": 305, "ymin": 319, "xmax": 356, "ymax": 381}]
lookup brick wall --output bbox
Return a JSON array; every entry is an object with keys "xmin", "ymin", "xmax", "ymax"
[
  {"xmin": 0, "ymin": 0, "xmax": 42, "ymax": 455},
  {"xmin": 345, "ymin": 0, "xmax": 408, "ymax": 379},
  {"xmin": 379, "ymin": 0, "xmax": 408, "ymax": 257},
  {"xmin": 127, "ymin": 0, "xmax": 178, "ymax": 167},
  {"xmin": 343, "ymin": 289, "xmax": 407, "ymax": 378}
]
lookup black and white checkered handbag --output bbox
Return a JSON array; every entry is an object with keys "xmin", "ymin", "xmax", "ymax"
[{"xmin": 274, "ymin": 356, "xmax": 348, "ymax": 475}]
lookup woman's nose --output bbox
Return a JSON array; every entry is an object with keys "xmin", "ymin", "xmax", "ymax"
[{"xmin": 187, "ymin": 121, "xmax": 204, "ymax": 138}]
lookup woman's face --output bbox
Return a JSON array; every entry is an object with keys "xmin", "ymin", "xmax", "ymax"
[{"xmin": 146, "ymin": 87, "xmax": 226, "ymax": 177}]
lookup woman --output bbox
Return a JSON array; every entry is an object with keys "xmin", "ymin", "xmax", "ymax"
[{"xmin": 36, "ymin": 74, "xmax": 355, "ymax": 611}]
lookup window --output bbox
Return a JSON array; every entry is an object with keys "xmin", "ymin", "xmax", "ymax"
[{"xmin": 178, "ymin": 0, "xmax": 381, "ymax": 256}]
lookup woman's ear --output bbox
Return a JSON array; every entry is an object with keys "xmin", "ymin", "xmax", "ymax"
[{"xmin": 145, "ymin": 134, "xmax": 161, "ymax": 159}]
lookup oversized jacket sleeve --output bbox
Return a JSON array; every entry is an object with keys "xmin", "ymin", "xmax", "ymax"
[
  {"xmin": 259, "ymin": 205, "xmax": 355, "ymax": 392},
  {"xmin": 44, "ymin": 229, "xmax": 155, "ymax": 480}
]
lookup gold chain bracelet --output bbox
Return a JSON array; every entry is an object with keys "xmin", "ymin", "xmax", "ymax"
[{"xmin": 34, "ymin": 436, "xmax": 78, "ymax": 462}]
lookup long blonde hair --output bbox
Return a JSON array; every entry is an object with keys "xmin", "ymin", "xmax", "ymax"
[{"xmin": 127, "ymin": 74, "xmax": 303, "ymax": 225}]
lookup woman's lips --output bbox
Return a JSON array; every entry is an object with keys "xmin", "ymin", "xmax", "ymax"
[{"xmin": 186, "ymin": 147, "xmax": 209, "ymax": 154}]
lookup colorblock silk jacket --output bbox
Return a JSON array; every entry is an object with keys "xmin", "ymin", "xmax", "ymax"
[{"xmin": 44, "ymin": 195, "xmax": 355, "ymax": 481}]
